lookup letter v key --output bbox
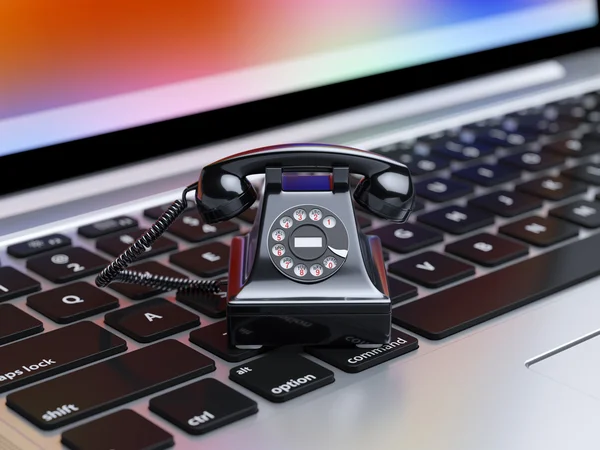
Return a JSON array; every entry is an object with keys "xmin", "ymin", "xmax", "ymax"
[{"xmin": 416, "ymin": 261, "xmax": 435, "ymax": 271}]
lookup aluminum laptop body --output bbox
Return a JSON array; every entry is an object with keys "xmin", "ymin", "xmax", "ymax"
[{"xmin": 1, "ymin": 2, "xmax": 600, "ymax": 449}]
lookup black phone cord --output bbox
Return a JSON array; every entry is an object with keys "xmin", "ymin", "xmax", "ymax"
[{"xmin": 94, "ymin": 182, "xmax": 225, "ymax": 294}]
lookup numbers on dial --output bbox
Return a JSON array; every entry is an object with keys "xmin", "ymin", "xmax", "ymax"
[
  {"xmin": 272, "ymin": 229, "xmax": 285, "ymax": 241},
  {"xmin": 309, "ymin": 209, "xmax": 323, "ymax": 221},
  {"xmin": 280, "ymin": 257, "xmax": 294, "ymax": 269},
  {"xmin": 323, "ymin": 216, "xmax": 336, "ymax": 228},
  {"xmin": 310, "ymin": 264, "xmax": 323, "ymax": 277},
  {"xmin": 280, "ymin": 216, "xmax": 293, "ymax": 229},
  {"xmin": 270, "ymin": 206, "xmax": 347, "ymax": 281},
  {"xmin": 272, "ymin": 244, "xmax": 285, "ymax": 257},
  {"xmin": 323, "ymin": 256, "xmax": 337, "ymax": 270},
  {"xmin": 294, "ymin": 264, "xmax": 308, "ymax": 277},
  {"xmin": 293, "ymin": 209, "xmax": 306, "ymax": 221}
]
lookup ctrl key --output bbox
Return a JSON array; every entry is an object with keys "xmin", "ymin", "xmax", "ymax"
[
  {"xmin": 150, "ymin": 378, "xmax": 258, "ymax": 435},
  {"xmin": 230, "ymin": 353, "xmax": 335, "ymax": 402},
  {"xmin": 62, "ymin": 409, "xmax": 174, "ymax": 450}
]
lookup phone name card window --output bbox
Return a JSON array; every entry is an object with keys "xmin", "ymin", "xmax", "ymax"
[{"xmin": 281, "ymin": 173, "xmax": 332, "ymax": 191}]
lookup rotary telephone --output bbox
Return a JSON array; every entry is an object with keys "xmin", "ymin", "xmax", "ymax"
[{"xmin": 96, "ymin": 143, "xmax": 414, "ymax": 348}]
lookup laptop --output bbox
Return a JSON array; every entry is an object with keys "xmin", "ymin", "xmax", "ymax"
[{"xmin": 2, "ymin": 1, "xmax": 600, "ymax": 448}]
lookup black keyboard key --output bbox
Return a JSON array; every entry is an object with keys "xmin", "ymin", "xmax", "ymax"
[
  {"xmin": 550, "ymin": 200, "xmax": 600, "ymax": 228},
  {"xmin": 562, "ymin": 164, "xmax": 600, "ymax": 185},
  {"xmin": 387, "ymin": 276, "xmax": 418, "ymax": 304},
  {"xmin": 542, "ymin": 118, "xmax": 582, "ymax": 135},
  {"xmin": 305, "ymin": 329, "xmax": 418, "ymax": 373},
  {"xmin": 176, "ymin": 277, "xmax": 227, "ymax": 317},
  {"xmin": 468, "ymin": 127, "xmax": 538, "ymax": 147},
  {"xmin": 550, "ymin": 100, "xmax": 593, "ymax": 118},
  {"xmin": 0, "ymin": 321, "xmax": 125, "ymax": 394},
  {"xmin": 108, "ymin": 261, "xmax": 188, "ymax": 300},
  {"xmin": 431, "ymin": 140, "xmax": 494, "ymax": 161},
  {"xmin": 388, "ymin": 251, "xmax": 474, "ymax": 288},
  {"xmin": 415, "ymin": 178, "xmax": 473, "ymax": 203},
  {"xmin": 368, "ymin": 222, "xmax": 443, "ymax": 254},
  {"xmin": 403, "ymin": 155, "xmax": 450, "ymax": 175},
  {"xmin": 516, "ymin": 175, "xmax": 587, "ymax": 201},
  {"xmin": 189, "ymin": 320, "xmax": 265, "ymax": 362},
  {"xmin": 0, "ymin": 267, "xmax": 41, "ymax": 302},
  {"xmin": 6, "ymin": 339, "xmax": 215, "ymax": 430},
  {"xmin": 453, "ymin": 163, "xmax": 520, "ymax": 187},
  {"xmin": 105, "ymin": 298, "xmax": 199, "ymax": 343},
  {"xmin": 506, "ymin": 113, "xmax": 581, "ymax": 136},
  {"xmin": 62, "ymin": 409, "xmax": 174, "ymax": 450},
  {"xmin": 230, "ymin": 353, "xmax": 334, "ymax": 403},
  {"xmin": 144, "ymin": 202, "xmax": 193, "ymax": 220},
  {"xmin": 468, "ymin": 190, "xmax": 542, "ymax": 217},
  {"xmin": 96, "ymin": 228, "xmax": 178, "ymax": 259},
  {"xmin": 150, "ymin": 378, "xmax": 258, "ymax": 435},
  {"xmin": 27, "ymin": 282, "xmax": 119, "ymax": 324},
  {"xmin": 418, "ymin": 205, "xmax": 495, "ymax": 235},
  {"xmin": 541, "ymin": 138, "xmax": 600, "ymax": 158},
  {"xmin": 7, "ymin": 234, "xmax": 71, "ymax": 258},
  {"xmin": 168, "ymin": 210, "xmax": 239, "ymax": 242},
  {"xmin": 0, "ymin": 304, "xmax": 43, "ymax": 345},
  {"xmin": 445, "ymin": 232, "xmax": 528, "ymax": 267},
  {"xmin": 77, "ymin": 216, "xmax": 138, "ymax": 238},
  {"xmin": 170, "ymin": 242, "xmax": 230, "ymax": 277},
  {"xmin": 393, "ymin": 231, "xmax": 600, "ymax": 339},
  {"xmin": 499, "ymin": 151, "xmax": 564, "ymax": 172},
  {"xmin": 499, "ymin": 215, "xmax": 579, "ymax": 247},
  {"xmin": 26, "ymin": 247, "xmax": 109, "ymax": 283}
]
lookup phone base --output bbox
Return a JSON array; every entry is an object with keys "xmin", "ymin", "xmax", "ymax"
[
  {"xmin": 227, "ymin": 307, "xmax": 391, "ymax": 347},
  {"xmin": 225, "ymin": 189, "xmax": 394, "ymax": 347}
]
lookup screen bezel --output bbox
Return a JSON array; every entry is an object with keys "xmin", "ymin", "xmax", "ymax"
[{"xmin": 1, "ymin": 8, "xmax": 599, "ymax": 197}]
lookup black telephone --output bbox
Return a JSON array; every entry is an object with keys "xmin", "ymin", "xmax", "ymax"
[{"xmin": 96, "ymin": 143, "xmax": 414, "ymax": 348}]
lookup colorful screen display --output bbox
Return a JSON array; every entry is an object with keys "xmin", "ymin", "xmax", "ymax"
[{"xmin": 0, "ymin": 0, "xmax": 597, "ymax": 156}]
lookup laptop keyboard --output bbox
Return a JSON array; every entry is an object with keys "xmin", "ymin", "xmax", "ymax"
[{"xmin": 2, "ymin": 89, "xmax": 600, "ymax": 446}]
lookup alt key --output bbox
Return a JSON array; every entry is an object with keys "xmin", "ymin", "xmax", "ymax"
[{"xmin": 230, "ymin": 353, "xmax": 334, "ymax": 403}]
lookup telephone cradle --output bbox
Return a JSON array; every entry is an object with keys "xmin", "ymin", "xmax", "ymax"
[{"xmin": 95, "ymin": 143, "xmax": 415, "ymax": 349}]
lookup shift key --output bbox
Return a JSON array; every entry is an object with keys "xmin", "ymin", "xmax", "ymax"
[
  {"xmin": 0, "ymin": 321, "xmax": 126, "ymax": 394},
  {"xmin": 7, "ymin": 339, "xmax": 215, "ymax": 430}
]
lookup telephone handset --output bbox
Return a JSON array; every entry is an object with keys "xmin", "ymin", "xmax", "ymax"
[
  {"xmin": 195, "ymin": 142, "xmax": 413, "ymax": 223},
  {"xmin": 96, "ymin": 143, "xmax": 414, "ymax": 348}
]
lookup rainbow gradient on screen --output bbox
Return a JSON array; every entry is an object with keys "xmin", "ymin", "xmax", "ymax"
[{"xmin": 0, "ymin": 0, "xmax": 597, "ymax": 156}]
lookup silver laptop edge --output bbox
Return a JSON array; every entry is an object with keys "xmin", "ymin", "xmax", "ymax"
[{"xmin": 3, "ymin": 51, "xmax": 600, "ymax": 450}]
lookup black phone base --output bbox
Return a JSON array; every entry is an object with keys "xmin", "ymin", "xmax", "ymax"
[{"xmin": 226, "ymin": 232, "xmax": 392, "ymax": 348}]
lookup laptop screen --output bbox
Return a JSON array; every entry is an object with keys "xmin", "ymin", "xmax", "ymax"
[{"xmin": 1, "ymin": 0, "xmax": 597, "ymax": 159}]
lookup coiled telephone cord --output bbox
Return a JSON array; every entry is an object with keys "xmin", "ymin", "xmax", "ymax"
[{"xmin": 94, "ymin": 183, "xmax": 225, "ymax": 294}]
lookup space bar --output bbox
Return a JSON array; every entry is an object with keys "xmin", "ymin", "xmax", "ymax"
[{"xmin": 392, "ymin": 233, "xmax": 600, "ymax": 340}]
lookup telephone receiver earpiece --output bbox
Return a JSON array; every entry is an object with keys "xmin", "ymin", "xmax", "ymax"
[{"xmin": 195, "ymin": 143, "xmax": 414, "ymax": 223}]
